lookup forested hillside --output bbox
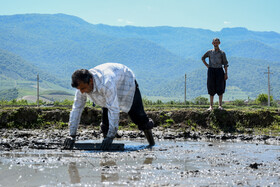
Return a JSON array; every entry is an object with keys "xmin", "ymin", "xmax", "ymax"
[
  {"xmin": 0, "ymin": 14, "xmax": 279, "ymax": 101},
  {"xmin": 153, "ymin": 57, "xmax": 280, "ymax": 101},
  {"xmin": 0, "ymin": 49, "xmax": 71, "ymax": 99},
  {"xmin": 0, "ymin": 49, "xmax": 64, "ymax": 84}
]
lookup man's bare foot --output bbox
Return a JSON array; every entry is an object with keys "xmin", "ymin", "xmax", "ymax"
[
  {"xmin": 207, "ymin": 106, "xmax": 213, "ymax": 111},
  {"xmin": 218, "ymin": 106, "xmax": 224, "ymax": 110}
]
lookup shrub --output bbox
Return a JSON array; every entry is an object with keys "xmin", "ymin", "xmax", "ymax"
[
  {"xmin": 256, "ymin": 93, "xmax": 273, "ymax": 105},
  {"xmin": 232, "ymin": 99, "xmax": 245, "ymax": 106},
  {"xmin": 194, "ymin": 96, "xmax": 209, "ymax": 105}
]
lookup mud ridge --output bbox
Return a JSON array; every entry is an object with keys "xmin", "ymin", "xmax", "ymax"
[
  {"xmin": 1, "ymin": 107, "xmax": 279, "ymax": 131},
  {"xmin": 0, "ymin": 128, "xmax": 279, "ymax": 151}
]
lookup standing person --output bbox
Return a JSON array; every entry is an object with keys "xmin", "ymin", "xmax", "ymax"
[
  {"xmin": 201, "ymin": 38, "xmax": 229, "ymax": 110},
  {"xmin": 64, "ymin": 63, "xmax": 155, "ymax": 150}
]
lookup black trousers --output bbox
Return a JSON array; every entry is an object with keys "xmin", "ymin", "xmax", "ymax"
[
  {"xmin": 207, "ymin": 67, "xmax": 226, "ymax": 96},
  {"xmin": 101, "ymin": 81, "xmax": 149, "ymax": 136}
]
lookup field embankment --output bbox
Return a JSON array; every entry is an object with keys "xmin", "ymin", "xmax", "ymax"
[{"xmin": 0, "ymin": 107, "xmax": 279, "ymax": 136}]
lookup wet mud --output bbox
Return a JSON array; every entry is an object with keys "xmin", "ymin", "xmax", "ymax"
[{"xmin": 0, "ymin": 129, "xmax": 280, "ymax": 186}]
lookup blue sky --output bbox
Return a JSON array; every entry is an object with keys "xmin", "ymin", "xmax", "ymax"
[{"xmin": 0, "ymin": 0, "xmax": 280, "ymax": 33}]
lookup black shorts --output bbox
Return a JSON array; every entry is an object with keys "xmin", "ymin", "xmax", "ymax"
[
  {"xmin": 207, "ymin": 67, "xmax": 226, "ymax": 96},
  {"xmin": 101, "ymin": 81, "xmax": 150, "ymax": 136}
]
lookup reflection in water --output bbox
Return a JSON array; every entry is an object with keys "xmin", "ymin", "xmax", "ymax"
[
  {"xmin": 100, "ymin": 159, "xmax": 116, "ymax": 167},
  {"xmin": 126, "ymin": 157, "xmax": 154, "ymax": 181},
  {"xmin": 68, "ymin": 162, "xmax": 81, "ymax": 184},
  {"xmin": 143, "ymin": 157, "xmax": 154, "ymax": 165},
  {"xmin": 100, "ymin": 159, "xmax": 119, "ymax": 182},
  {"xmin": 124, "ymin": 144, "xmax": 150, "ymax": 152},
  {"xmin": 2, "ymin": 140, "xmax": 279, "ymax": 186},
  {"xmin": 101, "ymin": 172, "xmax": 119, "ymax": 182}
]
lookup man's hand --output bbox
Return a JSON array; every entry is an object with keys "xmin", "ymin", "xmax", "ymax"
[
  {"xmin": 100, "ymin": 137, "xmax": 114, "ymax": 151},
  {"xmin": 202, "ymin": 60, "xmax": 209, "ymax": 68},
  {"xmin": 63, "ymin": 135, "xmax": 76, "ymax": 149},
  {"xmin": 225, "ymin": 73, "xmax": 228, "ymax": 80}
]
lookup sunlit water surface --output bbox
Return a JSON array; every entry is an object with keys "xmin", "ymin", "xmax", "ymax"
[{"xmin": 0, "ymin": 139, "xmax": 279, "ymax": 186}]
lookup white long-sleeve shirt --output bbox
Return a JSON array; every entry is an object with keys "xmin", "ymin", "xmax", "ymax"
[{"xmin": 69, "ymin": 63, "xmax": 136, "ymax": 138}]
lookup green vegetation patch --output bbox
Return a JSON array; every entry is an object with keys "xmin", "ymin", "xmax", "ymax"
[{"xmin": 0, "ymin": 88, "xmax": 19, "ymax": 101}]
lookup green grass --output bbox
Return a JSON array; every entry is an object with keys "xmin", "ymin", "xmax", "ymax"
[
  {"xmin": 253, "ymin": 123, "xmax": 280, "ymax": 136},
  {"xmin": 41, "ymin": 90, "xmax": 73, "ymax": 95},
  {"xmin": 144, "ymin": 96, "xmax": 185, "ymax": 103}
]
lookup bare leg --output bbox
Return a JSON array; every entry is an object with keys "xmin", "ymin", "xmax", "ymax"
[
  {"xmin": 208, "ymin": 95, "xmax": 214, "ymax": 110},
  {"xmin": 218, "ymin": 94, "xmax": 224, "ymax": 110},
  {"xmin": 219, "ymin": 94, "xmax": 223, "ymax": 107}
]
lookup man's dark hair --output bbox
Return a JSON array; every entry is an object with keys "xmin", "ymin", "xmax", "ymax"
[
  {"xmin": 71, "ymin": 69, "xmax": 93, "ymax": 88},
  {"xmin": 212, "ymin": 38, "xmax": 220, "ymax": 42}
]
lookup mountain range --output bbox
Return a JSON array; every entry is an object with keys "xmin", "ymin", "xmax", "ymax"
[{"xmin": 0, "ymin": 13, "xmax": 279, "ymax": 102}]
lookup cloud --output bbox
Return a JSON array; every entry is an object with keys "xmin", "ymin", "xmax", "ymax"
[
  {"xmin": 224, "ymin": 21, "xmax": 231, "ymax": 25},
  {"xmin": 117, "ymin": 18, "xmax": 134, "ymax": 25},
  {"xmin": 117, "ymin": 18, "xmax": 124, "ymax": 23},
  {"xmin": 126, "ymin": 20, "xmax": 134, "ymax": 25}
]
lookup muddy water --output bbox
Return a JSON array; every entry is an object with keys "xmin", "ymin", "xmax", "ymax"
[{"xmin": 0, "ymin": 139, "xmax": 279, "ymax": 186}]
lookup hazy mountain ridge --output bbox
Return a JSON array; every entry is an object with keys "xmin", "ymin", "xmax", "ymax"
[
  {"xmin": 0, "ymin": 14, "xmax": 279, "ymax": 101},
  {"xmin": 91, "ymin": 25, "xmax": 280, "ymax": 60},
  {"xmin": 0, "ymin": 48, "xmax": 72, "ymax": 98},
  {"xmin": 0, "ymin": 49, "xmax": 65, "ymax": 84},
  {"xmin": 155, "ymin": 57, "xmax": 280, "ymax": 100}
]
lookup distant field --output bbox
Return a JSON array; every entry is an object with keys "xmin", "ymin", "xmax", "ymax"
[
  {"xmin": 0, "ymin": 79, "xmax": 266, "ymax": 104},
  {"xmin": 0, "ymin": 79, "xmax": 74, "ymax": 101},
  {"xmin": 20, "ymin": 95, "xmax": 51, "ymax": 103},
  {"xmin": 20, "ymin": 94, "xmax": 74, "ymax": 103},
  {"xmin": 18, "ymin": 89, "xmax": 75, "ymax": 103},
  {"xmin": 145, "ymin": 86, "xmax": 252, "ymax": 103},
  {"xmin": 40, "ymin": 94, "xmax": 74, "ymax": 102}
]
